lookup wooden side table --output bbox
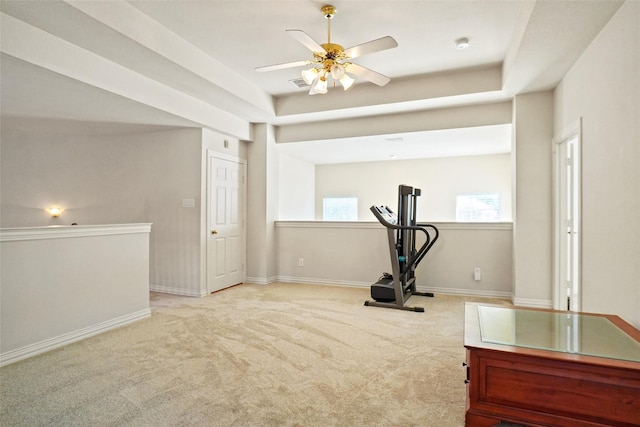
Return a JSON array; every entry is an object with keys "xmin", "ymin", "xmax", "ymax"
[{"xmin": 464, "ymin": 303, "xmax": 640, "ymax": 426}]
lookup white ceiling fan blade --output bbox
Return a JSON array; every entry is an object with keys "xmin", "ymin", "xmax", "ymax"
[
  {"xmin": 255, "ymin": 60, "xmax": 310, "ymax": 72},
  {"xmin": 286, "ymin": 29, "xmax": 326, "ymax": 53},
  {"xmin": 343, "ymin": 36, "xmax": 398, "ymax": 59},
  {"xmin": 347, "ymin": 63, "xmax": 391, "ymax": 87}
]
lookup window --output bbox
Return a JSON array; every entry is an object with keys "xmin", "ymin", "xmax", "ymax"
[
  {"xmin": 456, "ymin": 193, "xmax": 501, "ymax": 222},
  {"xmin": 323, "ymin": 197, "xmax": 358, "ymax": 221}
]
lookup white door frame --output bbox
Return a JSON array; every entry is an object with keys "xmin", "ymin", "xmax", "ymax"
[
  {"xmin": 206, "ymin": 150, "xmax": 247, "ymax": 293},
  {"xmin": 552, "ymin": 118, "xmax": 582, "ymax": 311}
]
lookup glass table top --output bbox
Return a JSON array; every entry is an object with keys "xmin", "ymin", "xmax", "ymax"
[{"xmin": 478, "ymin": 305, "xmax": 640, "ymax": 363}]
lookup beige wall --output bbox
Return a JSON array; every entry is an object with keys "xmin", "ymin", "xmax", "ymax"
[
  {"xmin": 278, "ymin": 153, "xmax": 315, "ymax": 221},
  {"xmin": 0, "ymin": 123, "xmax": 245, "ymax": 297},
  {"xmin": 0, "ymin": 126, "xmax": 202, "ymax": 295},
  {"xmin": 315, "ymin": 154, "xmax": 512, "ymax": 222},
  {"xmin": 512, "ymin": 91, "xmax": 554, "ymax": 308},
  {"xmin": 246, "ymin": 123, "xmax": 279, "ymax": 283},
  {"xmin": 276, "ymin": 222, "xmax": 512, "ymax": 298},
  {"xmin": 553, "ymin": 0, "xmax": 640, "ymax": 327}
]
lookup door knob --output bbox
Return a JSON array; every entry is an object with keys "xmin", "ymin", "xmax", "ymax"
[{"xmin": 211, "ymin": 230, "xmax": 218, "ymax": 235}]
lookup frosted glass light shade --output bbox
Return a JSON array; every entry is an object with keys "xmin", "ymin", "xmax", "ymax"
[
  {"xmin": 301, "ymin": 68, "xmax": 319, "ymax": 85},
  {"xmin": 314, "ymin": 77, "xmax": 328, "ymax": 94},
  {"xmin": 339, "ymin": 74, "xmax": 355, "ymax": 90},
  {"xmin": 330, "ymin": 64, "xmax": 345, "ymax": 79}
]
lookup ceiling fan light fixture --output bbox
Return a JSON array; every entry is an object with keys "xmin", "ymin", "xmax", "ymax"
[
  {"xmin": 313, "ymin": 76, "xmax": 327, "ymax": 95},
  {"xmin": 309, "ymin": 69, "xmax": 328, "ymax": 95},
  {"xmin": 301, "ymin": 67, "xmax": 319, "ymax": 85},
  {"xmin": 257, "ymin": 4, "xmax": 398, "ymax": 96},
  {"xmin": 330, "ymin": 63, "xmax": 345, "ymax": 79},
  {"xmin": 339, "ymin": 73, "xmax": 355, "ymax": 90}
]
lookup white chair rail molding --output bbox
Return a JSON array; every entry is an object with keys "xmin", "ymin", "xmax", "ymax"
[{"xmin": 0, "ymin": 223, "xmax": 152, "ymax": 367}]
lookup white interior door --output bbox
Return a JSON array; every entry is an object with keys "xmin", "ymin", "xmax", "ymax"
[
  {"xmin": 207, "ymin": 154, "xmax": 245, "ymax": 293},
  {"xmin": 556, "ymin": 133, "xmax": 581, "ymax": 311}
]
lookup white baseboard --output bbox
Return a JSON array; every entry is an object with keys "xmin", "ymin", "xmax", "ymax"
[
  {"xmin": 209, "ymin": 275, "xmax": 516, "ymax": 303},
  {"xmin": 512, "ymin": 297, "xmax": 553, "ymax": 308},
  {"xmin": 0, "ymin": 308, "xmax": 151, "ymax": 367},
  {"xmin": 276, "ymin": 277, "xmax": 512, "ymax": 300},
  {"xmin": 149, "ymin": 284, "xmax": 203, "ymax": 297},
  {"xmin": 245, "ymin": 276, "xmax": 278, "ymax": 285},
  {"xmin": 277, "ymin": 276, "xmax": 370, "ymax": 288},
  {"xmin": 418, "ymin": 285, "xmax": 512, "ymax": 299}
]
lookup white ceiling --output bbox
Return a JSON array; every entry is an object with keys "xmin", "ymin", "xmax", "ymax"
[
  {"xmin": 0, "ymin": 1, "xmax": 623, "ymax": 164},
  {"xmin": 127, "ymin": 0, "xmax": 523, "ymax": 96}
]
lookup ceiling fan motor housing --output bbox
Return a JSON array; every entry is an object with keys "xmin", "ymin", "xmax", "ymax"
[
  {"xmin": 322, "ymin": 5, "xmax": 336, "ymax": 19},
  {"xmin": 314, "ymin": 43, "xmax": 348, "ymax": 72}
]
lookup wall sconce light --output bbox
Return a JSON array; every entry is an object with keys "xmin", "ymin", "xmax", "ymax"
[{"xmin": 47, "ymin": 207, "xmax": 63, "ymax": 217}]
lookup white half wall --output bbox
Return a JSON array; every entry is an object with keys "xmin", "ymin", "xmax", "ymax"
[
  {"xmin": 315, "ymin": 154, "xmax": 512, "ymax": 222},
  {"xmin": 275, "ymin": 221, "xmax": 512, "ymax": 298},
  {"xmin": 0, "ymin": 224, "xmax": 151, "ymax": 366}
]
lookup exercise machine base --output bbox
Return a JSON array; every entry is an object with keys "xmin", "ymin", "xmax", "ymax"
[
  {"xmin": 366, "ymin": 281, "xmax": 434, "ymax": 312},
  {"xmin": 371, "ymin": 281, "xmax": 435, "ymax": 300},
  {"xmin": 364, "ymin": 300, "xmax": 426, "ymax": 312}
]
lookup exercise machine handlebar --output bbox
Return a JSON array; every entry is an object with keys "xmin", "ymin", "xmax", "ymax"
[{"xmin": 370, "ymin": 205, "xmax": 439, "ymax": 276}]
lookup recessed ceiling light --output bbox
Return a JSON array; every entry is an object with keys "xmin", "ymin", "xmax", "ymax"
[{"xmin": 455, "ymin": 37, "xmax": 470, "ymax": 49}]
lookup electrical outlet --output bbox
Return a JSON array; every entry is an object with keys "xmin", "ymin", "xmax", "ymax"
[
  {"xmin": 474, "ymin": 267, "xmax": 482, "ymax": 281},
  {"xmin": 298, "ymin": 258, "xmax": 304, "ymax": 267}
]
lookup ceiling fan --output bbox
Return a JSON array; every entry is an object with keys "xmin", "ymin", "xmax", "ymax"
[{"xmin": 255, "ymin": 4, "xmax": 398, "ymax": 95}]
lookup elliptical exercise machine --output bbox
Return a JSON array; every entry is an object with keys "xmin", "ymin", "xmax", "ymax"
[{"xmin": 365, "ymin": 185, "xmax": 439, "ymax": 312}]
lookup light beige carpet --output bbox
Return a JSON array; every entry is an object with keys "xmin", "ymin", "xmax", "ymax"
[{"xmin": 0, "ymin": 283, "xmax": 509, "ymax": 426}]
